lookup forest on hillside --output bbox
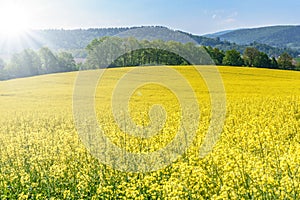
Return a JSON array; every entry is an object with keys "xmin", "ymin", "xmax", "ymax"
[
  {"xmin": 206, "ymin": 25, "xmax": 300, "ymax": 50},
  {"xmin": 0, "ymin": 26, "xmax": 298, "ymax": 58},
  {"xmin": 0, "ymin": 36, "xmax": 299, "ymax": 81}
]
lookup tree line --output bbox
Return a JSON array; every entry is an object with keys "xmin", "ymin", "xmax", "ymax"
[
  {"xmin": 207, "ymin": 46, "xmax": 297, "ymax": 70},
  {"xmin": 84, "ymin": 37, "xmax": 213, "ymax": 68},
  {"xmin": 0, "ymin": 47, "xmax": 77, "ymax": 80},
  {"xmin": 85, "ymin": 37, "xmax": 299, "ymax": 70},
  {"xmin": 0, "ymin": 36, "xmax": 299, "ymax": 81}
]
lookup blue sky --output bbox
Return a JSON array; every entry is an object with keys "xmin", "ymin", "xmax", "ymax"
[{"xmin": 7, "ymin": 0, "xmax": 300, "ymax": 35}]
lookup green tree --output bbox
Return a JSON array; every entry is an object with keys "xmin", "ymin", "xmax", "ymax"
[
  {"xmin": 278, "ymin": 52, "xmax": 294, "ymax": 70},
  {"xmin": 57, "ymin": 52, "xmax": 77, "ymax": 72},
  {"xmin": 222, "ymin": 49, "xmax": 244, "ymax": 66},
  {"xmin": 7, "ymin": 49, "xmax": 41, "ymax": 78},
  {"xmin": 85, "ymin": 37, "xmax": 124, "ymax": 69},
  {"xmin": 253, "ymin": 52, "xmax": 271, "ymax": 68},
  {"xmin": 86, "ymin": 37, "xmax": 193, "ymax": 68},
  {"xmin": 0, "ymin": 58, "xmax": 7, "ymax": 80},
  {"xmin": 212, "ymin": 47, "xmax": 225, "ymax": 65},
  {"xmin": 244, "ymin": 47, "xmax": 260, "ymax": 67},
  {"xmin": 270, "ymin": 57, "xmax": 279, "ymax": 69},
  {"xmin": 165, "ymin": 41, "xmax": 185, "ymax": 64},
  {"xmin": 126, "ymin": 37, "xmax": 141, "ymax": 66},
  {"xmin": 205, "ymin": 46, "xmax": 225, "ymax": 65},
  {"xmin": 39, "ymin": 47, "xmax": 59, "ymax": 74},
  {"xmin": 0, "ymin": 58, "xmax": 5, "ymax": 70},
  {"xmin": 86, "ymin": 36, "xmax": 110, "ymax": 53}
]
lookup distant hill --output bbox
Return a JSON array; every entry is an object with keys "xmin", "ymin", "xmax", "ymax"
[
  {"xmin": 180, "ymin": 32, "xmax": 298, "ymax": 57},
  {"xmin": 23, "ymin": 26, "xmax": 227, "ymax": 50},
  {"xmin": 205, "ymin": 25, "xmax": 300, "ymax": 51},
  {"xmin": 204, "ymin": 29, "xmax": 237, "ymax": 38},
  {"xmin": 0, "ymin": 26, "xmax": 299, "ymax": 58},
  {"xmin": 0, "ymin": 28, "xmax": 130, "ymax": 54}
]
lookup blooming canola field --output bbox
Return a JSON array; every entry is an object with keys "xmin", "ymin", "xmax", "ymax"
[{"xmin": 0, "ymin": 66, "xmax": 300, "ymax": 199}]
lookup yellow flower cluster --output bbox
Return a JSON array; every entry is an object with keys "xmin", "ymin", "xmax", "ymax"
[{"xmin": 0, "ymin": 66, "xmax": 300, "ymax": 199}]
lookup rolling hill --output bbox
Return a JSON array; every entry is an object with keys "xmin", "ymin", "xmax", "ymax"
[
  {"xmin": 205, "ymin": 25, "xmax": 300, "ymax": 51},
  {"xmin": 1, "ymin": 26, "xmax": 298, "ymax": 58}
]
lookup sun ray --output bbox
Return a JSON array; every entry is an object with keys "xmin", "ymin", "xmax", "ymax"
[
  {"xmin": 0, "ymin": 1, "xmax": 31, "ymax": 38},
  {"xmin": 0, "ymin": 1, "xmax": 39, "ymax": 55}
]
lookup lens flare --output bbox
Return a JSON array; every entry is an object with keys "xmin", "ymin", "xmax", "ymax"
[{"xmin": 0, "ymin": 2, "xmax": 31, "ymax": 37}]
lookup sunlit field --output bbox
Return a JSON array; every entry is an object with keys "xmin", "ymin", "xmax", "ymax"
[{"xmin": 1, "ymin": 66, "xmax": 300, "ymax": 199}]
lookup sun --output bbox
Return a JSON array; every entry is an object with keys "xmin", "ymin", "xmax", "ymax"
[{"xmin": 0, "ymin": 2, "xmax": 31, "ymax": 37}]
